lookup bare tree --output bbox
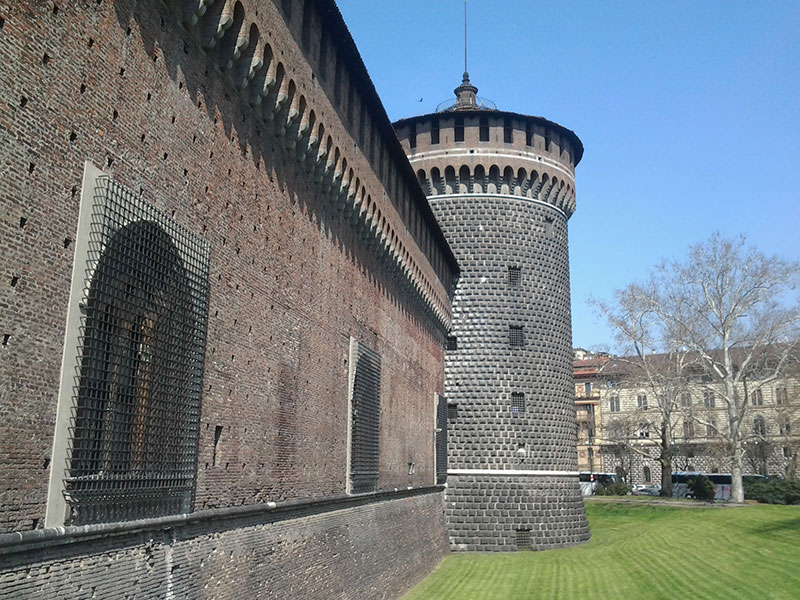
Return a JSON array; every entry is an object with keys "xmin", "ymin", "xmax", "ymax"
[
  {"xmin": 647, "ymin": 234, "xmax": 799, "ymax": 502},
  {"xmin": 591, "ymin": 288, "xmax": 689, "ymax": 496}
]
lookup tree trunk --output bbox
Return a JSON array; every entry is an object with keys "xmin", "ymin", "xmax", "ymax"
[
  {"xmin": 731, "ymin": 451, "xmax": 745, "ymax": 503},
  {"xmin": 659, "ymin": 455, "xmax": 673, "ymax": 497},
  {"xmin": 659, "ymin": 423, "xmax": 673, "ymax": 497}
]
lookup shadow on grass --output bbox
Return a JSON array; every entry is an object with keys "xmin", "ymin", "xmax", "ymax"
[{"xmin": 747, "ymin": 515, "xmax": 800, "ymax": 534}]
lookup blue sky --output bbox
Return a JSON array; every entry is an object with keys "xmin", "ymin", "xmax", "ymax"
[{"xmin": 337, "ymin": 1, "xmax": 800, "ymax": 351}]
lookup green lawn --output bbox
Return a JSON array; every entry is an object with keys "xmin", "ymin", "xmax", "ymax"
[{"xmin": 403, "ymin": 501, "xmax": 800, "ymax": 600}]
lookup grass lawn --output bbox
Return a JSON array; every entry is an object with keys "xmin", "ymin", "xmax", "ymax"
[{"xmin": 403, "ymin": 501, "xmax": 800, "ymax": 600}]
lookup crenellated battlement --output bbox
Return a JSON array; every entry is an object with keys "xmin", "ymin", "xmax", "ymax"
[
  {"xmin": 395, "ymin": 110, "xmax": 580, "ymax": 217},
  {"xmin": 163, "ymin": 0, "xmax": 459, "ymax": 330}
]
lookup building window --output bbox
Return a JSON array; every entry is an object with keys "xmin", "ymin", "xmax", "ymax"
[
  {"xmin": 609, "ymin": 395, "xmax": 620, "ymax": 412},
  {"xmin": 776, "ymin": 386, "xmax": 788, "ymax": 405},
  {"xmin": 637, "ymin": 394, "xmax": 648, "ymax": 410},
  {"xmin": 435, "ymin": 395, "xmax": 448, "ymax": 484},
  {"xmin": 703, "ymin": 390, "xmax": 715, "ymax": 409},
  {"xmin": 706, "ymin": 420, "xmax": 716, "ymax": 437},
  {"xmin": 510, "ymin": 392, "xmax": 526, "ymax": 415},
  {"xmin": 515, "ymin": 528, "xmax": 532, "ymax": 550},
  {"xmin": 681, "ymin": 392, "xmax": 692, "ymax": 408},
  {"xmin": 779, "ymin": 418, "xmax": 792, "ymax": 436},
  {"xmin": 509, "ymin": 325, "xmax": 524, "ymax": 347},
  {"xmin": 409, "ymin": 123, "xmax": 417, "ymax": 149},
  {"xmin": 785, "ymin": 447, "xmax": 793, "ymax": 459},
  {"xmin": 683, "ymin": 420, "xmax": 694, "ymax": 438},
  {"xmin": 479, "ymin": 115, "xmax": 489, "ymax": 141},
  {"xmin": 446, "ymin": 335, "xmax": 458, "ymax": 352},
  {"xmin": 637, "ymin": 423, "xmax": 650, "ymax": 438},
  {"xmin": 447, "ymin": 402, "xmax": 459, "ymax": 421},
  {"xmin": 507, "ymin": 265, "xmax": 521, "ymax": 287},
  {"xmin": 454, "ymin": 115, "xmax": 464, "ymax": 142},
  {"xmin": 503, "ymin": 117, "xmax": 513, "ymax": 143},
  {"xmin": 643, "ymin": 466, "xmax": 651, "ymax": 483},
  {"xmin": 753, "ymin": 415, "xmax": 767, "ymax": 437},
  {"xmin": 431, "ymin": 118, "xmax": 440, "ymax": 144},
  {"xmin": 348, "ymin": 339, "xmax": 382, "ymax": 494},
  {"xmin": 52, "ymin": 163, "xmax": 210, "ymax": 526},
  {"xmin": 751, "ymin": 389, "xmax": 763, "ymax": 406}
]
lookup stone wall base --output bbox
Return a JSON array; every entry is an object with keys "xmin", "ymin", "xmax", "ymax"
[{"xmin": 445, "ymin": 474, "xmax": 590, "ymax": 551}]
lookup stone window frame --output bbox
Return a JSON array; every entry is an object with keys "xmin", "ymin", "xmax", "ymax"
[
  {"xmin": 45, "ymin": 162, "xmax": 210, "ymax": 528},
  {"xmin": 636, "ymin": 393, "xmax": 648, "ymax": 411},
  {"xmin": 609, "ymin": 395, "xmax": 620, "ymax": 412}
]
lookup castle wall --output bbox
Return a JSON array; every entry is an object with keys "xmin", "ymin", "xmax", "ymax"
[
  {"xmin": 0, "ymin": 0, "xmax": 454, "ymax": 595},
  {"xmin": 0, "ymin": 491, "xmax": 446, "ymax": 600}
]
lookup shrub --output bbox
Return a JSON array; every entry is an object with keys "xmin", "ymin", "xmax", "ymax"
[
  {"xmin": 743, "ymin": 478, "xmax": 800, "ymax": 505},
  {"xmin": 687, "ymin": 475, "xmax": 716, "ymax": 501},
  {"xmin": 595, "ymin": 481, "xmax": 631, "ymax": 496}
]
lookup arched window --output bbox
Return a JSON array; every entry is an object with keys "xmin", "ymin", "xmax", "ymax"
[
  {"xmin": 643, "ymin": 466, "xmax": 651, "ymax": 483},
  {"xmin": 753, "ymin": 416, "xmax": 767, "ymax": 437},
  {"xmin": 637, "ymin": 394, "xmax": 648, "ymax": 410},
  {"xmin": 53, "ymin": 166, "xmax": 210, "ymax": 526}
]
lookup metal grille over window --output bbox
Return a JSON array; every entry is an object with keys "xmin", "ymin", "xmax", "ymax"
[
  {"xmin": 507, "ymin": 266, "xmax": 521, "ymax": 287},
  {"xmin": 447, "ymin": 402, "xmax": 459, "ymax": 421},
  {"xmin": 515, "ymin": 528, "xmax": 532, "ymax": 550},
  {"xmin": 509, "ymin": 325, "xmax": 524, "ymax": 347},
  {"xmin": 510, "ymin": 392, "xmax": 526, "ymax": 415},
  {"xmin": 436, "ymin": 395, "xmax": 448, "ymax": 484},
  {"xmin": 349, "ymin": 341, "xmax": 382, "ymax": 494},
  {"xmin": 446, "ymin": 335, "xmax": 458, "ymax": 352},
  {"xmin": 64, "ymin": 174, "xmax": 210, "ymax": 525}
]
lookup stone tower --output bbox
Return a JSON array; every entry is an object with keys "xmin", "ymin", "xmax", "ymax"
[{"xmin": 394, "ymin": 75, "xmax": 590, "ymax": 551}]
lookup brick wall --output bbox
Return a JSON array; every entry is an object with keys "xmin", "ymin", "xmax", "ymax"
[
  {"xmin": 0, "ymin": 490, "xmax": 448, "ymax": 600},
  {"xmin": 0, "ymin": 0, "xmax": 453, "ymax": 595}
]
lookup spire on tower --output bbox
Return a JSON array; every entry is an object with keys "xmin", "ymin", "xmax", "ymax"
[{"xmin": 454, "ymin": 1, "xmax": 478, "ymax": 109}]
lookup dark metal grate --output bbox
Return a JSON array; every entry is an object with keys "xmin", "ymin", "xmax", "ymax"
[
  {"xmin": 515, "ymin": 528, "xmax": 532, "ymax": 550},
  {"xmin": 436, "ymin": 396, "xmax": 448, "ymax": 484},
  {"xmin": 509, "ymin": 325, "xmax": 524, "ymax": 347},
  {"xmin": 447, "ymin": 403, "xmax": 458, "ymax": 421},
  {"xmin": 507, "ymin": 266, "xmax": 521, "ymax": 287},
  {"xmin": 350, "ymin": 342, "xmax": 381, "ymax": 494},
  {"xmin": 446, "ymin": 335, "xmax": 458, "ymax": 352},
  {"xmin": 64, "ymin": 174, "xmax": 210, "ymax": 525},
  {"xmin": 510, "ymin": 392, "xmax": 526, "ymax": 415}
]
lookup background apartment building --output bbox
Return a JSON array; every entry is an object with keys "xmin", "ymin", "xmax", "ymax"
[{"xmin": 573, "ymin": 350, "xmax": 799, "ymax": 486}]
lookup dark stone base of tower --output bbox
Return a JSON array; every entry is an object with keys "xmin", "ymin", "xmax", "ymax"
[{"xmin": 446, "ymin": 475, "xmax": 590, "ymax": 551}]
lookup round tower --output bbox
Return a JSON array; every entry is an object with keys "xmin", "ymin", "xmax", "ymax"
[{"xmin": 395, "ymin": 76, "xmax": 590, "ymax": 551}]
